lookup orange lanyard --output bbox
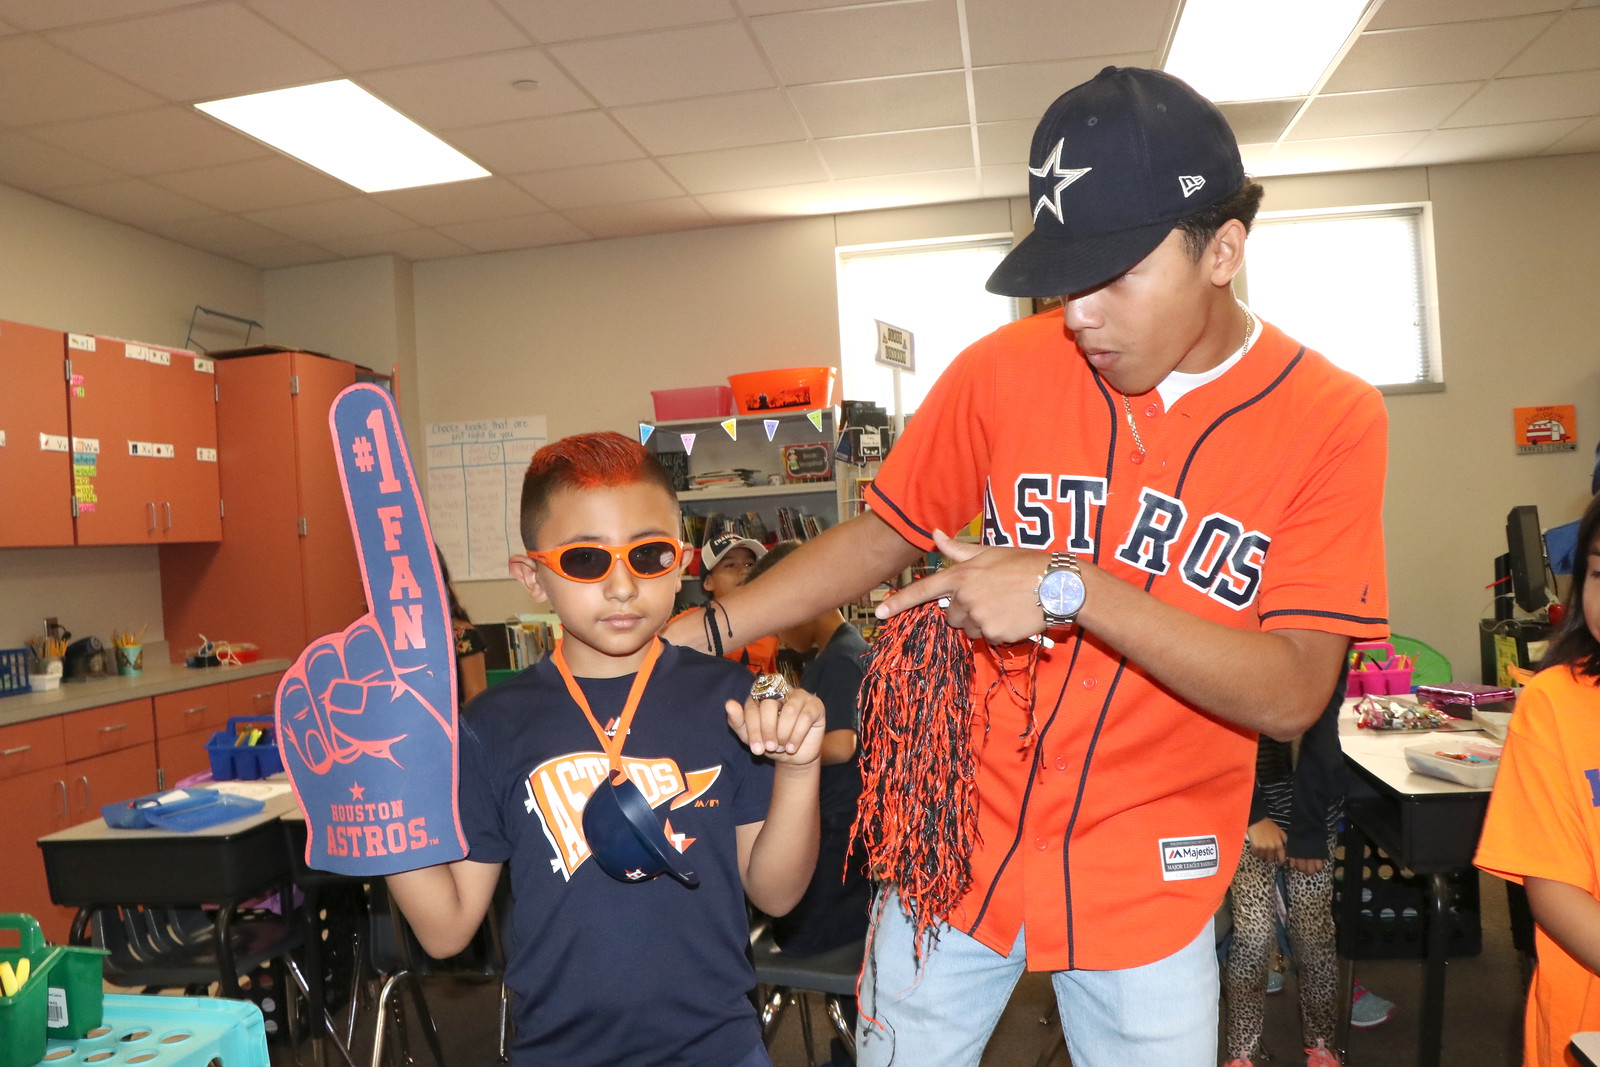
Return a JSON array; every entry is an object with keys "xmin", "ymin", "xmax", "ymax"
[{"xmin": 551, "ymin": 637, "xmax": 662, "ymax": 779}]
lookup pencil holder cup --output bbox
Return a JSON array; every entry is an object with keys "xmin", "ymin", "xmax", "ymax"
[
  {"xmin": 114, "ymin": 645, "xmax": 142, "ymax": 676},
  {"xmin": 1345, "ymin": 671, "xmax": 1371, "ymax": 698},
  {"xmin": 1371, "ymin": 667, "xmax": 1414, "ymax": 695}
]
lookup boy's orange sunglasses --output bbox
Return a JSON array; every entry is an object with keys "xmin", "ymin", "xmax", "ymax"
[{"xmin": 526, "ymin": 537, "xmax": 689, "ymax": 583}]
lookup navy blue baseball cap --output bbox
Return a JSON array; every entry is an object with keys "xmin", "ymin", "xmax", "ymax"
[
  {"xmin": 583, "ymin": 774, "xmax": 699, "ymax": 888},
  {"xmin": 987, "ymin": 66, "xmax": 1245, "ymax": 299}
]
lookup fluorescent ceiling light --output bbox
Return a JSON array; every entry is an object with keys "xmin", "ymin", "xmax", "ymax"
[
  {"xmin": 196, "ymin": 80, "xmax": 489, "ymax": 193},
  {"xmin": 1164, "ymin": 0, "xmax": 1370, "ymax": 103}
]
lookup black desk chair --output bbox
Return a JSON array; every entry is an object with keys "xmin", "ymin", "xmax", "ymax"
[{"xmin": 751, "ymin": 925, "xmax": 865, "ymax": 1065}]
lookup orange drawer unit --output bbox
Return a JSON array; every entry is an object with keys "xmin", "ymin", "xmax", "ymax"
[
  {"xmin": 0, "ymin": 320, "xmax": 72, "ymax": 547},
  {"xmin": 62, "ymin": 698, "xmax": 155, "ymax": 764}
]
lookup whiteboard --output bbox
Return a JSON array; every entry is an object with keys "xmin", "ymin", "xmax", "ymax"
[{"xmin": 426, "ymin": 415, "xmax": 548, "ymax": 581}]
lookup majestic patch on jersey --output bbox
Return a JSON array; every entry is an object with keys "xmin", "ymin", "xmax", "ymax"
[
  {"xmin": 990, "ymin": 477, "xmax": 1271, "ymax": 610},
  {"xmin": 1159, "ymin": 835, "xmax": 1220, "ymax": 881},
  {"xmin": 523, "ymin": 753, "xmax": 721, "ymax": 881},
  {"xmin": 1028, "ymin": 139, "xmax": 1092, "ymax": 224}
]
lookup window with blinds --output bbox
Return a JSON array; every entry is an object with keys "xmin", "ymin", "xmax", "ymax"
[{"xmin": 1244, "ymin": 205, "xmax": 1440, "ymax": 389}]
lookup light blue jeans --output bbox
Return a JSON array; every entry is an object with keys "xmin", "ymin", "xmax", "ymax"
[{"xmin": 856, "ymin": 892, "xmax": 1219, "ymax": 1067}]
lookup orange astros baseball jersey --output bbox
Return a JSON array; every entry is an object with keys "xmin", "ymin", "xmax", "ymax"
[{"xmin": 866, "ymin": 309, "xmax": 1388, "ymax": 971}]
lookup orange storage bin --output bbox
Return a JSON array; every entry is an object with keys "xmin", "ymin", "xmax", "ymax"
[{"xmin": 727, "ymin": 367, "xmax": 837, "ymax": 415}]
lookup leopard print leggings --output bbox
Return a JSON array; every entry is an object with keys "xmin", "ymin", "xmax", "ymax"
[{"xmin": 1223, "ymin": 833, "xmax": 1338, "ymax": 1061}]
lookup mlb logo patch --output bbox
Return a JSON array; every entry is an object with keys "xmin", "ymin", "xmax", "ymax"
[{"xmin": 1159, "ymin": 835, "xmax": 1220, "ymax": 881}]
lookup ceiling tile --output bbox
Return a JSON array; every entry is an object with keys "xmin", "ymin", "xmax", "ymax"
[
  {"xmin": 694, "ymin": 179, "xmax": 838, "ymax": 221},
  {"xmin": 978, "ymin": 162, "xmax": 1026, "ymax": 200},
  {"xmin": 509, "ymin": 159, "xmax": 683, "ymax": 210},
  {"xmin": 788, "ymin": 72, "xmax": 969, "ymax": 138},
  {"xmin": 1218, "ymin": 99, "xmax": 1303, "ymax": 144},
  {"xmin": 1501, "ymin": 7, "xmax": 1600, "ymax": 77},
  {"xmin": 234, "ymin": 241, "xmax": 340, "ymax": 269},
  {"xmin": 151, "ymin": 156, "xmax": 351, "ymax": 212},
  {"xmin": 372, "ymin": 176, "xmax": 548, "ymax": 226},
  {"xmin": 816, "ymin": 126, "xmax": 973, "ymax": 179},
  {"xmin": 972, "ymin": 55, "xmax": 1151, "ymax": 123},
  {"xmin": 0, "ymin": 0, "xmax": 198, "ymax": 31},
  {"xmin": 244, "ymin": 197, "xmax": 418, "ymax": 241},
  {"xmin": 751, "ymin": 1, "xmax": 963, "ymax": 85},
  {"xmin": 47, "ymin": 178, "xmax": 215, "ymax": 226},
  {"xmin": 1323, "ymin": 18, "xmax": 1555, "ymax": 92},
  {"xmin": 612, "ymin": 90, "xmax": 805, "ymax": 155},
  {"xmin": 733, "ymin": 0, "xmax": 865, "ymax": 13},
  {"xmin": 47, "ymin": 4, "xmax": 342, "ymax": 103},
  {"xmin": 1290, "ymin": 83, "xmax": 1480, "ymax": 141},
  {"xmin": 1368, "ymin": 0, "xmax": 1565, "ymax": 31},
  {"xmin": 0, "ymin": 131, "xmax": 127, "ymax": 191},
  {"xmin": 361, "ymin": 48, "xmax": 595, "ymax": 130},
  {"xmin": 446, "ymin": 111, "xmax": 643, "ymax": 172},
  {"xmin": 317, "ymin": 228, "xmax": 473, "ymax": 261},
  {"xmin": 1402, "ymin": 116, "xmax": 1584, "ymax": 165},
  {"xmin": 437, "ymin": 212, "xmax": 590, "ymax": 251},
  {"xmin": 548, "ymin": 22, "xmax": 773, "ymax": 108},
  {"xmin": 499, "ymin": 0, "xmax": 737, "ymax": 44},
  {"xmin": 1544, "ymin": 114, "xmax": 1600, "ymax": 155},
  {"xmin": 145, "ymin": 212, "xmax": 331, "ymax": 260},
  {"xmin": 559, "ymin": 197, "xmax": 716, "ymax": 239},
  {"xmin": 827, "ymin": 167, "xmax": 983, "ymax": 212},
  {"xmin": 0, "ymin": 36, "xmax": 162, "ymax": 125},
  {"xmin": 967, "ymin": 0, "xmax": 1174, "ymax": 66},
  {"xmin": 976, "ymin": 120, "xmax": 1034, "ymax": 166},
  {"xmin": 32, "ymin": 106, "xmax": 271, "ymax": 175},
  {"xmin": 1254, "ymin": 131, "xmax": 1429, "ymax": 177},
  {"xmin": 1444, "ymin": 69, "xmax": 1600, "ymax": 127},
  {"xmin": 247, "ymin": 0, "xmax": 530, "ymax": 71},
  {"xmin": 658, "ymin": 140, "xmax": 826, "ymax": 194}
]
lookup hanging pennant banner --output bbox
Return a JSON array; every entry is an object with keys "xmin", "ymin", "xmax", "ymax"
[
  {"xmin": 639, "ymin": 423, "xmax": 655, "ymax": 445},
  {"xmin": 763, "ymin": 419, "xmax": 779, "ymax": 441},
  {"xmin": 681, "ymin": 432, "xmax": 697, "ymax": 455},
  {"xmin": 721, "ymin": 418, "xmax": 738, "ymax": 441},
  {"xmin": 807, "ymin": 410, "xmax": 825, "ymax": 432}
]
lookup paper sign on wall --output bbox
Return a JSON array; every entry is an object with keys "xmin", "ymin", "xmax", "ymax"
[
  {"xmin": 874, "ymin": 320, "xmax": 915, "ymax": 372},
  {"xmin": 1514, "ymin": 404, "xmax": 1577, "ymax": 454}
]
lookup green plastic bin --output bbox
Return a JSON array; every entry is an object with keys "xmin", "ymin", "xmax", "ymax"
[
  {"xmin": 44, "ymin": 944, "xmax": 108, "ymax": 1039},
  {"xmin": 0, "ymin": 915, "xmax": 62, "ymax": 1067}
]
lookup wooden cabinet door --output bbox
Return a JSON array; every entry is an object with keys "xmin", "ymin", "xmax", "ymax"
[
  {"xmin": 62, "ymin": 699, "xmax": 154, "ymax": 764},
  {"xmin": 292, "ymin": 352, "xmax": 364, "ymax": 642},
  {"xmin": 161, "ymin": 351, "xmax": 221, "ymax": 542},
  {"xmin": 229, "ymin": 672, "xmax": 285, "ymax": 722},
  {"xmin": 0, "ymin": 320, "xmax": 72, "ymax": 547},
  {"xmin": 156, "ymin": 727, "xmax": 216, "ymax": 790},
  {"xmin": 64, "ymin": 743, "xmax": 159, "ymax": 826},
  {"xmin": 67, "ymin": 334, "xmax": 160, "ymax": 544},
  {"xmin": 2, "ymin": 764, "xmax": 75, "ymax": 943}
]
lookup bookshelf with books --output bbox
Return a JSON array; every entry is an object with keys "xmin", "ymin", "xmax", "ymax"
[{"xmin": 644, "ymin": 409, "xmax": 841, "ymax": 566}]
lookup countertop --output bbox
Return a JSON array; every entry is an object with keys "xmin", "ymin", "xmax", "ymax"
[{"xmin": 0, "ymin": 657, "xmax": 292, "ymax": 728}]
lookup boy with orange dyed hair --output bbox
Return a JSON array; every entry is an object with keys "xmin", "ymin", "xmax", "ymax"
[{"xmin": 386, "ymin": 431, "xmax": 823, "ymax": 1067}]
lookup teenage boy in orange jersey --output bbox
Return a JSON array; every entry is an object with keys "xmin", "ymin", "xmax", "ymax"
[
  {"xmin": 387, "ymin": 432, "xmax": 823, "ymax": 1067},
  {"xmin": 665, "ymin": 67, "xmax": 1388, "ymax": 1067}
]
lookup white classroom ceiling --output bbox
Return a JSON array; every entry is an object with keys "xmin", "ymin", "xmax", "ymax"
[{"xmin": 0, "ymin": 0, "xmax": 1596, "ymax": 269}]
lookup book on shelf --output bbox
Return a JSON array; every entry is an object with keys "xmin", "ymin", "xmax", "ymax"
[{"xmin": 686, "ymin": 468, "xmax": 759, "ymax": 491}]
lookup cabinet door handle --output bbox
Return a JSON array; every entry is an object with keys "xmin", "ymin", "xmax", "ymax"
[
  {"xmin": 55, "ymin": 780, "xmax": 68, "ymax": 817},
  {"xmin": 77, "ymin": 775, "xmax": 90, "ymax": 812},
  {"xmin": 164, "ymin": 501, "xmax": 173, "ymax": 531},
  {"xmin": 183, "ymin": 705, "xmax": 208, "ymax": 717},
  {"xmin": 98, "ymin": 722, "xmax": 128, "ymax": 734},
  {"xmin": 1, "ymin": 744, "xmax": 33, "ymax": 757},
  {"xmin": 146, "ymin": 502, "xmax": 157, "ymax": 532}
]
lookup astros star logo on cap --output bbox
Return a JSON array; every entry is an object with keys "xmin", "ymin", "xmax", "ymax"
[{"xmin": 1028, "ymin": 139, "xmax": 1092, "ymax": 224}]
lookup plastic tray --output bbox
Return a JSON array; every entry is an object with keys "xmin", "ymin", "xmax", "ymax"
[
  {"xmin": 1403, "ymin": 738, "xmax": 1503, "ymax": 787},
  {"xmin": 101, "ymin": 788, "xmax": 266, "ymax": 832},
  {"xmin": 36, "ymin": 993, "xmax": 269, "ymax": 1067}
]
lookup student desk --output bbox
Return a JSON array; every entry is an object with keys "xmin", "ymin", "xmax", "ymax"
[{"xmin": 1335, "ymin": 701, "xmax": 1493, "ymax": 1067}]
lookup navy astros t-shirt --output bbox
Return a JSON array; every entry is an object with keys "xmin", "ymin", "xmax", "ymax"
[{"xmin": 459, "ymin": 642, "xmax": 773, "ymax": 1067}]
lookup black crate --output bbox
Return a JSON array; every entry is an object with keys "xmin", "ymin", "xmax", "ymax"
[{"xmin": 1333, "ymin": 839, "xmax": 1481, "ymax": 959}]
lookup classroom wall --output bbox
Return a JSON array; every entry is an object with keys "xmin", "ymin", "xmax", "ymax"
[{"xmin": 0, "ymin": 183, "xmax": 262, "ymax": 653}]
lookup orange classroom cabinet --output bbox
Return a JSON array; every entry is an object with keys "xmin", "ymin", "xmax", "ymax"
[
  {"xmin": 154, "ymin": 683, "xmax": 232, "ymax": 788},
  {"xmin": 0, "ymin": 320, "xmax": 73, "ymax": 547},
  {"xmin": 66, "ymin": 333, "xmax": 221, "ymax": 545},
  {"xmin": 161, "ymin": 351, "xmax": 368, "ymax": 664}
]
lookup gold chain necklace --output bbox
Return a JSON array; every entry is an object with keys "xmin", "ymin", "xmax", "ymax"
[{"xmin": 1122, "ymin": 305, "xmax": 1255, "ymax": 459}]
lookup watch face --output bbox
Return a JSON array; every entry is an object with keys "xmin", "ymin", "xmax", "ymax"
[{"xmin": 1040, "ymin": 568, "xmax": 1086, "ymax": 618}]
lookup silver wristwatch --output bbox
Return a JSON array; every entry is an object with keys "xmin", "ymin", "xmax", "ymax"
[{"xmin": 1034, "ymin": 552, "xmax": 1086, "ymax": 625}]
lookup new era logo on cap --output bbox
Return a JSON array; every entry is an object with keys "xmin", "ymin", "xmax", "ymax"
[{"xmin": 1179, "ymin": 175, "xmax": 1206, "ymax": 198}]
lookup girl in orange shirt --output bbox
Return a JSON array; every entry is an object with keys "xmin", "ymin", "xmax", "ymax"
[{"xmin": 1476, "ymin": 491, "xmax": 1600, "ymax": 1067}]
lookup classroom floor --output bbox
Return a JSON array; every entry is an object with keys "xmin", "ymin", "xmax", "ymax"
[{"xmin": 271, "ymin": 876, "xmax": 1526, "ymax": 1066}]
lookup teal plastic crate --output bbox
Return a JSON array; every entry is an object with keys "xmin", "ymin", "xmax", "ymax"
[{"xmin": 35, "ymin": 993, "xmax": 268, "ymax": 1066}]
